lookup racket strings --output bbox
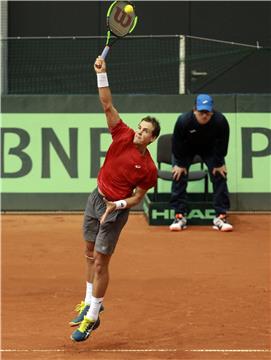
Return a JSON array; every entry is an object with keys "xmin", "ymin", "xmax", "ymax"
[{"xmin": 108, "ymin": 1, "xmax": 136, "ymax": 38}]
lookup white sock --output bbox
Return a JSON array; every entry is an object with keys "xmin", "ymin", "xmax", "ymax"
[
  {"xmin": 86, "ymin": 296, "xmax": 103, "ymax": 321},
  {"xmin": 84, "ymin": 282, "xmax": 93, "ymax": 305}
]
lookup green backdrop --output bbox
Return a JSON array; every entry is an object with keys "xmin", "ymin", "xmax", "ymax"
[{"xmin": 1, "ymin": 94, "xmax": 271, "ymax": 211}]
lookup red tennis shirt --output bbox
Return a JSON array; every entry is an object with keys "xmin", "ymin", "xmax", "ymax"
[{"xmin": 97, "ymin": 120, "xmax": 157, "ymax": 201}]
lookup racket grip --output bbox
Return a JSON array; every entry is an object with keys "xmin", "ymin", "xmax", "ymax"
[{"xmin": 100, "ymin": 46, "xmax": 110, "ymax": 59}]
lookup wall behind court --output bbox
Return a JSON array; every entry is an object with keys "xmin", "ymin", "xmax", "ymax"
[
  {"xmin": 7, "ymin": 1, "xmax": 271, "ymax": 94},
  {"xmin": 1, "ymin": 94, "xmax": 271, "ymax": 211},
  {"xmin": 8, "ymin": 1, "xmax": 270, "ymax": 45}
]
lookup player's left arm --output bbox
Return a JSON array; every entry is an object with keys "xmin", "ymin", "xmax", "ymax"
[
  {"xmin": 125, "ymin": 186, "xmax": 148, "ymax": 207},
  {"xmin": 100, "ymin": 187, "xmax": 147, "ymax": 224}
]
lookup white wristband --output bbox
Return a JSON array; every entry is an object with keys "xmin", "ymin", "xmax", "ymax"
[
  {"xmin": 114, "ymin": 200, "xmax": 127, "ymax": 210},
  {"xmin": 97, "ymin": 73, "xmax": 109, "ymax": 88}
]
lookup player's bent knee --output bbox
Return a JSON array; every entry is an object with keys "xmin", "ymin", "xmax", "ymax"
[
  {"xmin": 94, "ymin": 260, "xmax": 106, "ymax": 275},
  {"xmin": 94, "ymin": 253, "xmax": 110, "ymax": 274}
]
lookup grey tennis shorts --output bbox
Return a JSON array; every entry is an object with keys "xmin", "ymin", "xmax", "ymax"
[{"xmin": 83, "ymin": 188, "xmax": 130, "ymax": 255}]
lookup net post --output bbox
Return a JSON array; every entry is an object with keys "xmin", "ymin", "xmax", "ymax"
[{"xmin": 179, "ymin": 35, "xmax": 186, "ymax": 94}]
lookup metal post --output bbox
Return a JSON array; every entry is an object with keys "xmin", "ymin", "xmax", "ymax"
[
  {"xmin": 1, "ymin": 0, "xmax": 8, "ymax": 94},
  {"xmin": 179, "ymin": 35, "xmax": 186, "ymax": 94}
]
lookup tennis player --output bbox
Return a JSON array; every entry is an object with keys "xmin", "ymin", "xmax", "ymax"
[{"xmin": 70, "ymin": 56, "xmax": 160, "ymax": 342}]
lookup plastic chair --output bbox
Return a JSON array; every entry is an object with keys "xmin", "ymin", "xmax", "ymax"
[{"xmin": 153, "ymin": 134, "xmax": 209, "ymax": 200}]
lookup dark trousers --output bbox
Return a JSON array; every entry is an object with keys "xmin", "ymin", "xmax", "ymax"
[{"xmin": 170, "ymin": 154, "xmax": 230, "ymax": 216}]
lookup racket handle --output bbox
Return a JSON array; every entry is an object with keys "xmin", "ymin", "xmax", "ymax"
[{"xmin": 100, "ymin": 46, "xmax": 110, "ymax": 59}]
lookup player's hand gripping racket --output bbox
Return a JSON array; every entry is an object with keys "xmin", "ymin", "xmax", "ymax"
[{"xmin": 97, "ymin": 1, "xmax": 137, "ymax": 65}]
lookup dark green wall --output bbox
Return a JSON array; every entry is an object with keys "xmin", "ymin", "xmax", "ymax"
[{"xmin": 2, "ymin": 94, "xmax": 271, "ymax": 113}]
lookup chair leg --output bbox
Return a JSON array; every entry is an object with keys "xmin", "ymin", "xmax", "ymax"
[
  {"xmin": 204, "ymin": 175, "xmax": 209, "ymax": 201},
  {"xmin": 154, "ymin": 185, "xmax": 158, "ymax": 201}
]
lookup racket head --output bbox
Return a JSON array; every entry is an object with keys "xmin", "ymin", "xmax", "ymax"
[{"xmin": 107, "ymin": 1, "xmax": 137, "ymax": 38}]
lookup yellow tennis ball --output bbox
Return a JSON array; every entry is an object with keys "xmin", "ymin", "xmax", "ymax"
[{"xmin": 124, "ymin": 4, "xmax": 133, "ymax": 14}]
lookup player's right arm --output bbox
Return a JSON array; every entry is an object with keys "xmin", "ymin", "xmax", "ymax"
[{"xmin": 94, "ymin": 56, "xmax": 120, "ymax": 129}]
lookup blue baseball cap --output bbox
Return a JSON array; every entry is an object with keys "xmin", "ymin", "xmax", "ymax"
[{"xmin": 196, "ymin": 94, "xmax": 213, "ymax": 112}]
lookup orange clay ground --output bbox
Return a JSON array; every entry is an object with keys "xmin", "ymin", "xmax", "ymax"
[{"xmin": 1, "ymin": 213, "xmax": 270, "ymax": 360}]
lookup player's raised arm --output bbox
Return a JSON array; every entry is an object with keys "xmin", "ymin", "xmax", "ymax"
[{"xmin": 94, "ymin": 56, "xmax": 120, "ymax": 129}]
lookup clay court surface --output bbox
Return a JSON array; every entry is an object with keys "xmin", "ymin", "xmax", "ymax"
[{"xmin": 1, "ymin": 213, "xmax": 270, "ymax": 360}]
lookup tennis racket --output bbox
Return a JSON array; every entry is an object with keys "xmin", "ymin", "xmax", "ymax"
[{"xmin": 99, "ymin": 1, "xmax": 138, "ymax": 60}]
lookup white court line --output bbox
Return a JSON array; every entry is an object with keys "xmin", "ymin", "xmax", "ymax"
[
  {"xmin": 0, "ymin": 349, "xmax": 176, "ymax": 352},
  {"xmin": 186, "ymin": 349, "xmax": 271, "ymax": 353},
  {"xmin": 1, "ymin": 348, "xmax": 271, "ymax": 353}
]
